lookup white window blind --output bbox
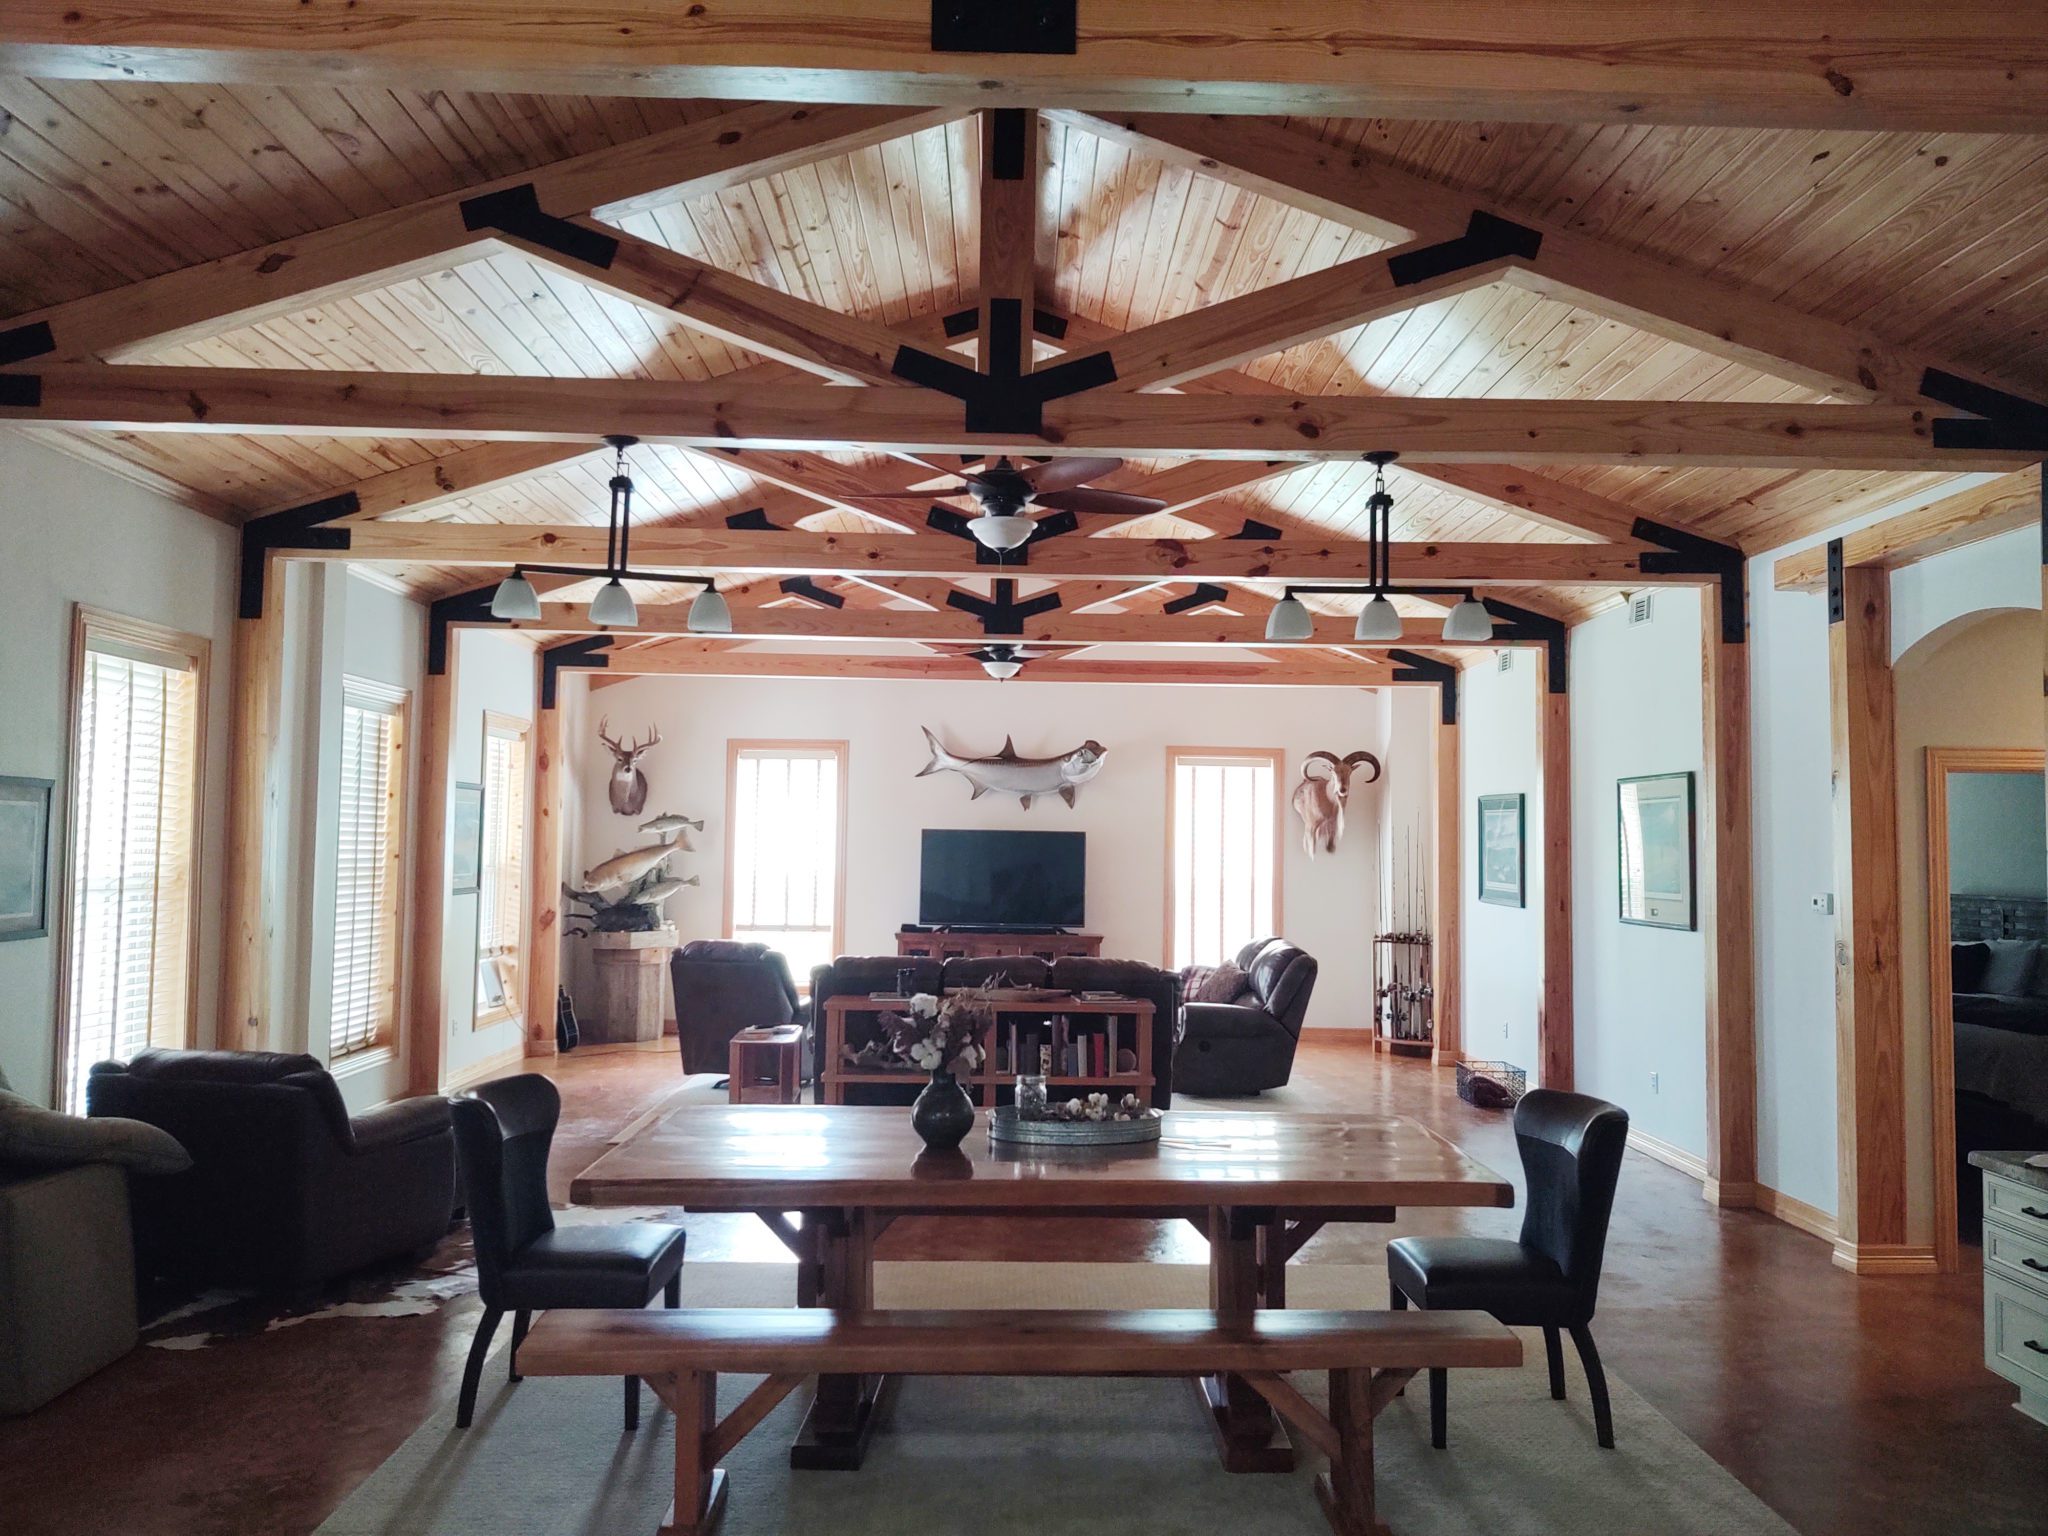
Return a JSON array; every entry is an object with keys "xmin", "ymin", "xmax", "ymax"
[
  {"xmin": 476, "ymin": 721, "xmax": 527, "ymax": 1023},
  {"xmin": 729, "ymin": 745, "xmax": 843, "ymax": 983},
  {"xmin": 1169, "ymin": 751, "xmax": 1278, "ymax": 971},
  {"xmin": 331, "ymin": 682, "xmax": 406, "ymax": 1059},
  {"xmin": 62, "ymin": 629, "xmax": 203, "ymax": 1113}
]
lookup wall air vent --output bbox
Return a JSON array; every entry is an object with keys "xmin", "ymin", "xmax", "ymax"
[
  {"xmin": 1627, "ymin": 592, "xmax": 1654, "ymax": 627},
  {"xmin": 1497, "ymin": 650, "xmax": 1515, "ymax": 673}
]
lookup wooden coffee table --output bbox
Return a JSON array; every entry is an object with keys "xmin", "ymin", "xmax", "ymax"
[{"xmin": 574, "ymin": 1104, "xmax": 1513, "ymax": 1474}]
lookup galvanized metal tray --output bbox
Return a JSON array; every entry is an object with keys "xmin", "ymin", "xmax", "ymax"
[{"xmin": 987, "ymin": 1106, "xmax": 1163, "ymax": 1146}]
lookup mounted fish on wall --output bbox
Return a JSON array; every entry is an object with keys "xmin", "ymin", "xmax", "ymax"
[
  {"xmin": 563, "ymin": 812, "xmax": 703, "ymax": 936},
  {"xmin": 917, "ymin": 727, "xmax": 1107, "ymax": 810}
]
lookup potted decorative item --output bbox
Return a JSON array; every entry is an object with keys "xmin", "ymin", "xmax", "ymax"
[
  {"xmin": 990, "ymin": 1088, "xmax": 1164, "ymax": 1146},
  {"xmin": 875, "ymin": 988, "xmax": 995, "ymax": 1151}
]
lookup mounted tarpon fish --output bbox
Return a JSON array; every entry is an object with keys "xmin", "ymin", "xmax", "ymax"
[
  {"xmin": 577, "ymin": 842, "xmax": 675, "ymax": 896},
  {"xmin": 917, "ymin": 727, "xmax": 1107, "ymax": 810}
]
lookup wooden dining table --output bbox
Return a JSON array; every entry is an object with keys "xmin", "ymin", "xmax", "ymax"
[{"xmin": 572, "ymin": 1104, "xmax": 1514, "ymax": 1473}]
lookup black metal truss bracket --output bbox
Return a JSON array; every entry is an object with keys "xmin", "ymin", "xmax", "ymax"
[
  {"xmin": 1827, "ymin": 538, "xmax": 1846, "ymax": 624},
  {"xmin": 0, "ymin": 320, "xmax": 54, "ymax": 368},
  {"xmin": 0, "ymin": 372, "xmax": 42, "ymax": 407},
  {"xmin": 1632, "ymin": 517, "xmax": 1748, "ymax": 644},
  {"xmin": 778, "ymin": 577, "xmax": 845, "ymax": 609},
  {"xmin": 1387, "ymin": 211, "xmax": 1543, "ymax": 288},
  {"xmin": 541, "ymin": 636, "xmax": 613, "ymax": 709},
  {"xmin": 1922, "ymin": 368, "xmax": 2048, "ymax": 454},
  {"xmin": 1226, "ymin": 519, "xmax": 1286, "ymax": 542},
  {"xmin": 945, "ymin": 577, "xmax": 1063, "ymax": 636},
  {"xmin": 427, "ymin": 584, "xmax": 502, "ymax": 676},
  {"xmin": 893, "ymin": 297, "xmax": 1116, "ymax": 434},
  {"xmin": 238, "ymin": 491, "xmax": 360, "ymax": 620},
  {"xmin": 941, "ymin": 305, "xmax": 1068, "ymax": 341},
  {"xmin": 725, "ymin": 507, "xmax": 782, "ymax": 531},
  {"xmin": 931, "ymin": 1, "xmax": 1076, "ymax": 55},
  {"xmin": 460, "ymin": 184, "xmax": 618, "ymax": 269},
  {"xmin": 1161, "ymin": 583, "xmax": 1231, "ymax": 615},
  {"xmin": 1388, "ymin": 648, "xmax": 1459, "ymax": 725},
  {"xmin": 1480, "ymin": 597, "xmax": 1570, "ymax": 693},
  {"xmin": 923, "ymin": 503, "xmax": 1079, "ymax": 563}
]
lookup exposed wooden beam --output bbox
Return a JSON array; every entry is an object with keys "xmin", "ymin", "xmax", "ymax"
[
  {"xmin": 8, "ymin": 368, "xmax": 2021, "ymax": 470},
  {"xmin": 1537, "ymin": 669, "xmax": 1572, "ymax": 1090},
  {"xmin": 405, "ymin": 658, "xmax": 454, "ymax": 1092},
  {"xmin": 1075, "ymin": 111, "xmax": 2032, "ymax": 405},
  {"xmin": 978, "ymin": 109, "xmax": 1040, "ymax": 373},
  {"xmin": 1701, "ymin": 580, "xmax": 1757, "ymax": 1209},
  {"xmin": 219, "ymin": 558, "xmax": 285, "ymax": 1051},
  {"xmin": 1774, "ymin": 468, "xmax": 2043, "ymax": 591},
  {"xmin": 524, "ymin": 675, "xmax": 566, "ymax": 1061},
  {"xmin": 6, "ymin": 4, "xmax": 2041, "ymax": 130},
  {"xmin": 307, "ymin": 523, "xmax": 1692, "ymax": 586},
  {"xmin": 587, "ymin": 644, "xmax": 1397, "ymax": 688},
  {"xmin": 0, "ymin": 103, "xmax": 951, "ymax": 366}
]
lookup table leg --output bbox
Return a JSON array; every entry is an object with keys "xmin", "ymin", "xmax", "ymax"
[
  {"xmin": 1196, "ymin": 1205, "xmax": 1295, "ymax": 1473},
  {"xmin": 789, "ymin": 1206, "xmax": 887, "ymax": 1470}
]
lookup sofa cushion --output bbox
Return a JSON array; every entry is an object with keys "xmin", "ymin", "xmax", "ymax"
[
  {"xmin": 0, "ymin": 1090, "xmax": 191, "ymax": 1176},
  {"xmin": 1980, "ymin": 939, "xmax": 2040, "ymax": 997},
  {"xmin": 942, "ymin": 955, "xmax": 1051, "ymax": 992},
  {"xmin": 1182, "ymin": 963, "xmax": 1251, "ymax": 1004},
  {"xmin": 1952, "ymin": 941, "xmax": 1992, "ymax": 994}
]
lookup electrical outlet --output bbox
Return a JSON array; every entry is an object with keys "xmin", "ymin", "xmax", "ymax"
[
  {"xmin": 1502, "ymin": 1020, "xmax": 1510, "ymax": 1039},
  {"xmin": 1810, "ymin": 893, "xmax": 1835, "ymax": 914},
  {"xmin": 1650, "ymin": 1071, "xmax": 1660, "ymax": 1093}
]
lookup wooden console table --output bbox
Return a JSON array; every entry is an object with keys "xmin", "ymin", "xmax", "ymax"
[
  {"xmin": 821, "ymin": 992, "xmax": 1153, "ymax": 1107},
  {"xmin": 895, "ymin": 927, "xmax": 1102, "ymax": 961}
]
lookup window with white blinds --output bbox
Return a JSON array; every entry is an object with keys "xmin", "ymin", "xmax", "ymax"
[
  {"xmin": 475, "ymin": 715, "xmax": 528, "ymax": 1026},
  {"xmin": 331, "ymin": 680, "xmax": 408, "ymax": 1060},
  {"xmin": 61, "ymin": 612, "xmax": 207, "ymax": 1113},
  {"xmin": 1168, "ymin": 749, "xmax": 1281, "ymax": 972},
  {"xmin": 726, "ymin": 743, "xmax": 846, "ymax": 984}
]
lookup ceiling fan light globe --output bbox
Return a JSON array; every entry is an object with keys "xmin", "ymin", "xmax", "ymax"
[
  {"xmin": 1264, "ymin": 595, "xmax": 1314, "ymax": 642},
  {"xmin": 1354, "ymin": 595, "xmax": 1403, "ymax": 642},
  {"xmin": 490, "ymin": 572, "xmax": 542, "ymax": 621},
  {"xmin": 588, "ymin": 578, "xmax": 638, "ymax": 627},
  {"xmin": 980, "ymin": 657, "xmax": 1024, "ymax": 680},
  {"xmin": 968, "ymin": 512, "xmax": 1035, "ymax": 551},
  {"xmin": 687, "ymin": 585, "xmax": 732, "ymax": 634},
  {"xmin": 1443, "ymin": 597, "xmax": 1495, "ymax": 643}
]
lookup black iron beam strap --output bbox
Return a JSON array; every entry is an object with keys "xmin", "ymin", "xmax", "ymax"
[
  {"xmin": 461, "ymin": 184, "xmax": 619, "ymax": 269},
  {"xmin": 541, "ymin": 636, "xmax": 614, "ymax": 708},
  {"xmin": 1387, "ymin": 211, "xmax": 1543, "ymax": 288},
  {"xmin": 0, "ymin": 321, "xmax": 54, "ymax": 368},
  {"xmin": 1922, "ymin": 369, "xmax": 2048, "ymax": 454},
  {"xmin": 1632, "ymin": 517, "xmax": 1748, "ymax": 645},
  {"xmin": 427, "ymin": 585, "xmax": 502, "ymax": 676},
  {"xmin": 1388, "ymin": 648, "xmax": 1459, "ymax": 725},
  {"xmin": 238, "ymin": 491, "xmax": 360, "ymax": 620}
]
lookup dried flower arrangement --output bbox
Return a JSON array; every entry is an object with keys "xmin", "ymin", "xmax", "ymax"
[
  {"xmin": 841, "ymin": 984, "xmax": 996, "ymax": 1074},
  {"xmin": 1042, "ymin": 1091, "xmax": 1158, "ymax": 1124}
]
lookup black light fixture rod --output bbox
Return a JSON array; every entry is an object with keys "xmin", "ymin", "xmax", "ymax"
[
  {"xmin": 1282, "ymin": 582, "xmax": 1478, "ymax": 599},
  {"xmin": 507, "ymin": 563, "xmax": 716, "ymax": 587}
]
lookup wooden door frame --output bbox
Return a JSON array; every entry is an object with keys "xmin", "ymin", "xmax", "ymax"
[{"xmin": 1922, "ymin": 744, "xmax": 2045, "ymax": 1274}]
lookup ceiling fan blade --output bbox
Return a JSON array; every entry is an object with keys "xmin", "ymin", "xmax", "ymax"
[
  {"xmin": 1018, "ymin": 456, "xmax": 1125, "ymax": 491},
  {"xmin": 847, "ymin": 486, "xmax": 965, "ymax": 499},
  {"xmin": 1033, "ymin": 488, "xmax": 1169, "ymax": 517}
]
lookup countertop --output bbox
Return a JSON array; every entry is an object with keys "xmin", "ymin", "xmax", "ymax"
[{"xmin": 1968, "ymin": 1150, "xmax": 2048, "ymax": 1192}]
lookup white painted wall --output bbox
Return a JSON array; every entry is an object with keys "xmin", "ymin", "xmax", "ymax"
[
  {"xmin": 562, "ymin": 673, "xmax": 1389, "ymax": 1031},
  {"xmin": 1948, "ymin": 771, "xmax": 2047, "ymax": 897},
  {"xmin": 1460, "ymin": 651, "xmax": 1543, "ymax": 1076},
  {"xmin": 0, "ymin": 437, "xmax": 237, "ymax": 1106}
]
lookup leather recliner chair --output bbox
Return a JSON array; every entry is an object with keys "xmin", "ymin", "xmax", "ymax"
[
  {"xmin": 1174, "ymin": 937, "xmax": 1317, "ymax": 1096},
  {"xmin": 669, "ymin": 939, "xmax": 802, "ymax": 1075},
  {"xmin": 87, "ymin": 1049, "xmax": 455, "ymax": 1290}
]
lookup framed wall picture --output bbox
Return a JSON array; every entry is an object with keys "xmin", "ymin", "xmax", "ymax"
[
  {"xmin": 1617, "ymin": 772, "xmax": 1697, "ymax": 930},
  {"xmin": 0, "ymin": 776, "xmax": 54, "ymax": 942},
  {"xmin": 451, "ymin": 780, "xmax": 484, "ymax": 896},
  {"xmin": 1477, "ymin": 793, "xmax": 1526, "ymax": 908}
]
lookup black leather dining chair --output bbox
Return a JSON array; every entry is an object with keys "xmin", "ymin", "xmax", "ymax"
[
  {"xmin": 450, "ymin": 1074, "xmax": 687, "ymax": 1429},
  {"xmin": 1386, "ymin": 1089, "xmax": 1629, "ymax": 1449}
]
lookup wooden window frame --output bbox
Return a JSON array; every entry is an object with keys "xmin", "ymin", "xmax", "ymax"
[
  {"xmin": 54, "ymin": 605, "xmax": 210, "ymax": 1108},
  {"xmin": 474, "ymin": 709, "xmax": 531, "ymax": 1031},
  {"xmin": 330, "ymin": 677, "xmax": 411, "ymax": 1063},
  {"xmin": 722, "ymin": 739, "xmax": 850, "ymax": 984},
  {"xmin": 1163, "ymin": 745, "xmax": 1286, "ymax": 972}
]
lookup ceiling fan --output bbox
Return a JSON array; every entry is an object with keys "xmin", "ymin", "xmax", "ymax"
[
  {"xmin": 860, "ymin": 456, "xmax": 1166, "ymax": 550},
  {"xmin": 955, "ymin": 642, "xmax": 1063, "ymax": 680}
]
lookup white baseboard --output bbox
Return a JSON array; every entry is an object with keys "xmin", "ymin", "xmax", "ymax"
[
  {"xmin": 1627, "ymin": 1128, "xmax": 1708, "ymax": 1182},
  {"xmin": 1831, "ymin": 1240, "xmax": 1939, "ymax": 1275},
  {"xmin": 443, "ymin": 1041, "xmax": 529, "ymax": 1092},
  {"xmin": 1753, "ymin": 1185, "xmax": 1838, "ymax": 1245}
]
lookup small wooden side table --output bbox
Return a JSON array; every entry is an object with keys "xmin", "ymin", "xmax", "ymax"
[{"xmin": 727, "ymin": 1025, "xmax": 805, "ymax": 1104}]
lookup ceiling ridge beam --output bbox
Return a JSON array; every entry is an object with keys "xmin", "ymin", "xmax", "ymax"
[{"xmin": 0, "ymin": 102, "xmax": 958, "ymax": 367}]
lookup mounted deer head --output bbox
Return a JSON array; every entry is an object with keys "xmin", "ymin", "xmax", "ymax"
[
  {"xmin": 1292, "ymin": 750, "xmax": 1383, "ymax": 858},
  {"xmin": 598, "ymin": 716, "xmax": 661, "ymax": 818}
]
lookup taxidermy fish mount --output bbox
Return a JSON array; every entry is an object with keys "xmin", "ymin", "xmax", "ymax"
[
  {"xmin": 565, "ymin": 834, "xmax": 699, "ymax": 936},
  {"xmin": 917, "ymin": 727, "xmax": 1106, "ymax": 810}
]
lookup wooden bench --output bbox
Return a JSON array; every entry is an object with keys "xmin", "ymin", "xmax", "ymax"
[{"xmin": 517, "ymin": 1305, "xmax": 1522, "ymax": 1536}]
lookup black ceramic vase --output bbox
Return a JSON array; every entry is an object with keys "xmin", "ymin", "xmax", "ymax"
[{"xmin": 911, "ymin": 1067, "xmax": 975, "ymax": 1152}]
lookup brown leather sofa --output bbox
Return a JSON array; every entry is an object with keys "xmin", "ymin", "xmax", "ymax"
[
  {"xmin": 808, "ymin": 952, "xmax": 1181, "ymax": 1108},
  {"xmin": 1174, "ymin": 937, "xmax": 1317, "ymax": 1096},
  {"xmin": 668, "ymin": 940, "xmax": 801, "ymax": 1075},
  {"xmin": 87, "ymin": 1049, "xmax": 456, "ymax": 1291}
]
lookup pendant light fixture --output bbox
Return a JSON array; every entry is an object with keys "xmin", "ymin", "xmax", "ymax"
[
  {"xmin": 588, "ymin": 434, "xmax": 641, "ymax": 626},
  {"xmin": 1356, "ymin": 450, "xmax": 1405, "ymax": 642},
  {"xmin": 489, "ymin": 568, "xmax": 542, "ymax": 621},
  {"xmin": 1264, "ymin": 592, "xmax": 1314, "ymax": 641},
  {"xmin": 1442, "ymin": 594, "xmax": 1496, "ymax": 642}
]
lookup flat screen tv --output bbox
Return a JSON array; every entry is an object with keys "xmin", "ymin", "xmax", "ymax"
[{"xmin": 918, "ymin": 829, "xmax": 1085, "ymax": 929}]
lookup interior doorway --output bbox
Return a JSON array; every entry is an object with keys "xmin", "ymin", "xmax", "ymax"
[{"xmin": 1925, "ymin": 747, "xmax": 2048, "ymax": 1272}]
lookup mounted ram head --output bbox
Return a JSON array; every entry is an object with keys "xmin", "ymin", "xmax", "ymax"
[{"xmin": 1292, "ymin": 750, "xmax": 1382, "ymax": 858}]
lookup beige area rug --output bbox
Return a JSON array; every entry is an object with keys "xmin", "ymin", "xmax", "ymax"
[{"xmin": 318, "ymin": 1261, "xmax": 1792, "ymax": 1536}]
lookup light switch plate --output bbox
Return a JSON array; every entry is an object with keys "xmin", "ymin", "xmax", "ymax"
[{"xmin": 1810, "ymin": 893, "xmax": 1835, "ymax": 914}]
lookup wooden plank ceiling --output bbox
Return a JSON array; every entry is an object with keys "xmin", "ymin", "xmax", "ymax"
[{"xmin": 2, "ymin": 77, "xmax": 2044, "ymax": 622}]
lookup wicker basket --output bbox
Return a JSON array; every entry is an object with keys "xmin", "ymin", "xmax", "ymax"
[{"xmin": 1455, "ymin": 1060, "xmax": 1527, "ymax": 1110}]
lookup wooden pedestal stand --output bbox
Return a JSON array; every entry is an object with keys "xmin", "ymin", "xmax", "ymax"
[{"xmin": 585, "ymin": 925, "xmax": 679, "ymax": 1044}]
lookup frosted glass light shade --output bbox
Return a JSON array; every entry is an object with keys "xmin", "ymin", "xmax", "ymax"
[
  {"xmin": 588, "ymin": 578, "xmax": 638, "ymax": 627},
  {"xmin": 687, "ymin": 585, "xmax": 732, "ymax": 634},
  {"xmin": 1264, "ymin": 595, "xmax": 1313, "ymax": 641},
  {"xmin": 968, "ymin": 512, "xmax": 1034, "ymax": 551},
  {"xmin": 1354, "ymin": 595, "xmax": 1403, "ymax": 641},
  {"xmin": 981, "ymin": 656, "xmax": 1024, "ymax": 680},
  {"xmin": 490, "ymin": 572, "xmax": 541, "ymax": 621},
  {"xmin": 1443, "ymin": 596, "xmax": 1494, "ymax": 642}
]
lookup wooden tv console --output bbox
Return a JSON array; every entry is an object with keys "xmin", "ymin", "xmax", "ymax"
[{"xmin": 895, "ymin": 927, "xmax": 1102, "ymax": 962}]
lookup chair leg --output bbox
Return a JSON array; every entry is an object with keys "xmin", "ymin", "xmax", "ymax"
[
  {"xmin": 624, "ymin": 1374, "xmax": 640, "ymax": 1432},
  {"xmin": 1428, "ymin": 1367, "xmax": 1447, "ymax": 1451},
  {"xmin": 1543, "ymin": 1326, "xmax": 1567, "ymax": 1400},
  {"xmin": 509, "ymin": 1309, "xmax": 531, "ymax": 1382},
  {"xmin": 1569, "ymin": 1325, "xmax": 1615, "ymax": 1449},
  {"xmin": 665, "ymin": 1273, "xmax": 681, "ymax": 1309},
  {"xmin": 1389, "ymin": 1285, "xmax": 1408, "ymax": 1310},
  {"xmin": 456, "ymin": 1306, "xmax": 503, "ymax": 1429}
]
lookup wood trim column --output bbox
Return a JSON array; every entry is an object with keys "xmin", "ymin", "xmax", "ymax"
[
  {"xmin": 220, "ymin": 553, "xmax": 285, "ymax": 1050},
  {"xmin": 978, "ymin": 108, "xmax": 1039, "ymax": 369},
  {"xmin": 525, "ymin": 680, "xmax": 566, "ymax": 1058},
  {"xmin": 1433, "ymin": 711, "xmax": 1462, "ymax": 1064},
  {"xmin": 1828, "ymin": 554, "xmax": 1908, "ymax": 1270},
  {"xmin": 1538, "ymin": 656, "xmax": 1574, "ymax": 1091},
  {"xmin": 1701, "ymin": 578, "xmax": 1758, "ymax": 1207},
  {"xmin": 405, "ymin": 654, "xmax": 455, "ymax": 1095}
]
